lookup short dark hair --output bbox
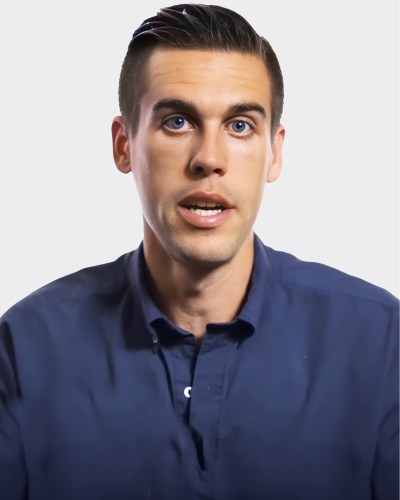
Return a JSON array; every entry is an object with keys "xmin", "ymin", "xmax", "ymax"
[{"xmin": 119, "ymin": 4, "xmax": 284, "ymax": 137}]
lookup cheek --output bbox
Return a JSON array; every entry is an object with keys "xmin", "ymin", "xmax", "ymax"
[
  {"xmin": 231, "ymin": 133, "xmax": 269, "ymax": 162},
  {"xmin": 131, "ymin": 141, "xmax": 185, "ymax": 212},
  {"xmin": 137, "ymin": 133, "xmax": 190, "ymax": 173},
  {"xmin": 232, "ymin": 143, "xmax": 269, "ymax": 191},
  {"xmin": 231, "ymin": 148, "xmax": 269, "ymax": 221}
]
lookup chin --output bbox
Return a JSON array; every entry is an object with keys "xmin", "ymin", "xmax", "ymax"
[{"xmin": 170, "ymin": 233, "xmax": 250, "ymax": 267}]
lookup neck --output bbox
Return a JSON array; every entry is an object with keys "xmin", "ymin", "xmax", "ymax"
[{"xmin": 143, "ymin": 231, "xmax": 255, "ymax": 342}]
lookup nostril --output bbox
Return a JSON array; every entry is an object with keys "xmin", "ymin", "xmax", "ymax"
[
  {"xmin": 190, "ymin": 164, "xmax": 224, "ymax": 176},
  {"xmin": 193, "ymin": 165, "xmax": 204, "ymax": 174}
]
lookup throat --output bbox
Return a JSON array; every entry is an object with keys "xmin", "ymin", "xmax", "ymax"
[
  {"xmin": 145, "ymin": 261, "xmax": 251, "ymax": 340},
  {"xmin": 142, "ymin": 225, "xmax": 255, "ymax": 340}
]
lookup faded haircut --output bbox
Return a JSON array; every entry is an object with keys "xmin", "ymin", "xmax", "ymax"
[{"xmin": 119, "ymin": 4, "xmax": 284, "ymax": 137}]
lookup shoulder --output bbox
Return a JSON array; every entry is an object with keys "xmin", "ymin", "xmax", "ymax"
[
  {"xmin": 1, "ymin": 251, "xmax": 136, "ymax": 325},
  {"xmin": 257, "ymin": 243, "xmax": 398, "ymax": 366},
  {"xmin": 263, "ymin": 244, "xmax": 398, "ymax": 310}
]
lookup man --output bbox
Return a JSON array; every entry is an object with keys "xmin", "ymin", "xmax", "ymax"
[{"xmin": 0, "ymin": 4, "xmax": 398, "ymax": 500}]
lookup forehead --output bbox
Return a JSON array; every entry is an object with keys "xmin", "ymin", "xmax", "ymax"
[{"xmin": 140, "ymin": 48, "xmax": 272, "ymax": 116}]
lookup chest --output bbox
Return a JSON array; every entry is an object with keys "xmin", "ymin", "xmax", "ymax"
[{"xmin": 18, "ymin": 329, "xmax": 377, "ymax": 499}]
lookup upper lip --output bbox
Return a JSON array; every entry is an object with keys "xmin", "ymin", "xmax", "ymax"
[{"xmin": 178, "ymin": 191, "xmax": 233, "ymax": 209}]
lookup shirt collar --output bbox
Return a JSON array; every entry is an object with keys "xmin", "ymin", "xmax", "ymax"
[
  {"xmin": 235, "ymin": 234, "xmax": 272, "ymax": 331},
  {"xmin": 127, "ymin": 233, "xmax": 272, "ymax": 338}
]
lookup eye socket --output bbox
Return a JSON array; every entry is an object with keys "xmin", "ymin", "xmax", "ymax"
[
  {"xmin": 162, "ymin": 116, "xmax": 254, "ymax": 135},
  {"xmin": 163, "ymin": 116, "xmax": 190, "ymax": 131},
  {"xmin": 229, "ymin": 120, "xmax": 253, "ymax": 135}
]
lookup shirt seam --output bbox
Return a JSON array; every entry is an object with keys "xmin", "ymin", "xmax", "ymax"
[{"xmin": 276, "ymin": 277, "xmax": 399, "ymax": 310}]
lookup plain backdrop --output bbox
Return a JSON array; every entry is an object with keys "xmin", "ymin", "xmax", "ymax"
[{"xmin": 0, "ymin": 0, "xmax": 398, "ymax": 314}]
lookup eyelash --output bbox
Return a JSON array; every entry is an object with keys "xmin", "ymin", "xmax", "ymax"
[{"xmin": 162, "ymin": 115, "xmax": 255, "ymax": 136}]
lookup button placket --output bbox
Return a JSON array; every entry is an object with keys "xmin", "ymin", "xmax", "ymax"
[
  {"xmin": 160, "ymin": 336, "xmax": 198, "ymax": 418},
  {"xmin": 188, "ymin": 332, "xmax": 237, "ymax": 472}
]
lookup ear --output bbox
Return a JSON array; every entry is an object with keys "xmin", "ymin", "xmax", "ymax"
[
  {"xmin": 267, "ymin": 124, "xmax": 285, "ymax": 183},
  {"xmin": 111, "ymin": 116, "xmax": 132, "ymax": 174}
]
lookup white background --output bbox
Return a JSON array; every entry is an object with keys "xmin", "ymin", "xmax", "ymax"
[{"xmin": 0, "ymin": 0, "xmax": 398, "ymax": 314}]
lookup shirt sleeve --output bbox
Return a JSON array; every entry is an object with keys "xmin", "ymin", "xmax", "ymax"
[
  {"xmin": 372, "ymin": 308, "xmax": 399, "ymax": 500},
  {"xmin": 0, "ymin": 318, "xmax": 28, "ymax": 499}
]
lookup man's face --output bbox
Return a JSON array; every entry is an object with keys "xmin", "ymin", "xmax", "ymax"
[{"xmin": 114, "ymin": 48, "xmax": 284, "ymax": 267}]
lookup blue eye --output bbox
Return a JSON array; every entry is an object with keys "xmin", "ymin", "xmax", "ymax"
[
  {"xmin": 230, "ymin": 120, "xmax": 251, "ymax": 134},
  {"xmin": 165, "ymin": 116, "xmax": 187, "ymax": 130}
]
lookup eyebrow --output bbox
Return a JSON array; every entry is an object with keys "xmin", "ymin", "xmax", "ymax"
[
  {"xmin": 152, "ymin": 98, "xmax": 198, "ymax": 115},
  {"xmin": 230, "ymin": 103, "xmax": 267, "ymax": 119},
  {"xmin": 152, "ymin": 98, "xmax": 268, "ymax": 120}
]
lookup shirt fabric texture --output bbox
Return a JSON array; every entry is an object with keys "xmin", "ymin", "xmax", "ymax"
[{"xmin": 0, "ymin": 235, "xmax": 398, "ymax": 500}]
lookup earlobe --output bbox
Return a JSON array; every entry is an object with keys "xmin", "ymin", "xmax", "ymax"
[
  {"xmin": 111, "ymin": 116, "xmax": 132, "ymax": 174},
  {"xmin": 267, "ymin": 125, "xmax": 285, "ymax": 183}
]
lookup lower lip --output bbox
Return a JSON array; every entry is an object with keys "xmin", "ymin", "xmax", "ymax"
[{"xmin": 178, "ymin": 207, "xmax": 233, "ymax": 228}]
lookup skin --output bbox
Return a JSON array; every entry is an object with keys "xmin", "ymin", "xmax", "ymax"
[{"xmin": 112, "ymin": 48, "xmax": 285, "ymax": 342}]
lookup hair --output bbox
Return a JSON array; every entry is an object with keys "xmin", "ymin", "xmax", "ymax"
[{"xmin": 119, "ymin": 4, "xmax": 284, "ymax": 137}]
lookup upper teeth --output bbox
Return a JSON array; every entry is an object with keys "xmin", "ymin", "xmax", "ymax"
[
  {"xmin": 196, "ymin": 201, "xmax": 217, "ymax": 207},
  {"xmin": 190, "ymin": 208, "xmax": 222, "ymax": 216}
]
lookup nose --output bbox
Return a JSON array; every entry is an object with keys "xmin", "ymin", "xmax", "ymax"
[{"xmin": 188, "ymin": 128, "xmax": 227, "ymax": 177}]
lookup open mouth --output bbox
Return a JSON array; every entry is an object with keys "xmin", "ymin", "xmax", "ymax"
[
  {"xmin": 177, "ymin": 191, "xmax": 233, "ymax": 227},
  {"xmin": 185, "ymin": 202, "xmax": 225, "ymax": 217}
]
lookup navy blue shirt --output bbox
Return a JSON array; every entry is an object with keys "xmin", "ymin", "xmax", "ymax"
[{"xmin": 0, "ymin": 236, "xmax": 398, "ymax": 500}]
